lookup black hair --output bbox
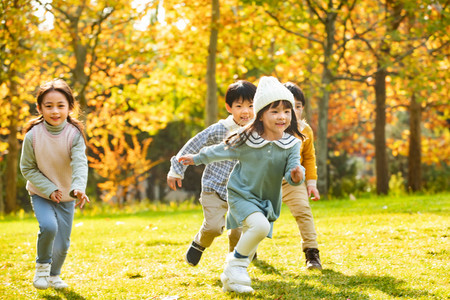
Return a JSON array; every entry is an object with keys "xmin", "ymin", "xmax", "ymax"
[
  {"xmin": 284, "ymin": 82, "xmax": 305, "ymax": 106},
  {"xmin": 225, "ymin": 80, "xmax": 256, "ymax": 107},
  {"xmin": 226, "ymin": 100, "xmax": 305, "ymax": 147}
]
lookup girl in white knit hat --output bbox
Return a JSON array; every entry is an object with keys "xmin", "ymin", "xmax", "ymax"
[
  {"xmin": 179, "ymin": 76, "xmax": 305, "ymax": 293},
  {"xmin": 20, "ymin": 79, "xmax": 89, "ymax": 290}
]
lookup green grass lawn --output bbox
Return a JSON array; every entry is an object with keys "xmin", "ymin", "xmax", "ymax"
[{"xmin": 0, "ymin": 193, "xmax": 448, "ymax": 299}]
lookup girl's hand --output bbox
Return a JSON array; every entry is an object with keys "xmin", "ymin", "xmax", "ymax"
[
  {"xmin": 73, "ymin": 190, "xmax": 90, "ymax": 209},
  {"xmin": 50, "ymin": 190, "xmax": 62, "ymax": 203},
  {"xmin": 167, "ymin": 176, "xmax": 182, "ymax": 191},
  {"xmin": 290, "ymin": 165, "xmax": 304, "ymax": 183},
  {"xmin": 178, "ymin": 155, "xmax": 194, "ymax": 165}
]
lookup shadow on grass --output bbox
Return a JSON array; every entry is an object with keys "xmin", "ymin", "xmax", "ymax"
[
  {"xmin": 250, "ymin": 260, "xmax": 433, "ymax": 299},
  {"xmin": 252, "ymin": 259, "xmax": 282, "ymax": 276},
  {"xmin": 41, "ymin": 288, "xmax": 86, "ymax": 300}
]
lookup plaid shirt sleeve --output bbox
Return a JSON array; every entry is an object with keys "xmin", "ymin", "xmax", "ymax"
[{"xmin": 169, "ymin": 123, "xmax": 227, "ymax": 179}]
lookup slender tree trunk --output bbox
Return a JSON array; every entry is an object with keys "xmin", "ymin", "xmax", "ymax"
[
  {"xmin": 205, "ymin": 0, "xmax": 219, "ymax": 126},
  {"xmin": 371, "ymin": 0, "xmax": 404, "ymax": 195},
  {"xmin": 408, "ymin": 93, "xmax": 422, "ymax": 191},
  {"xmin": 5, "ymin": 70, "xmax": 19, "ymax": 213},
  {"xmin": 316, "ymin": 76, "xmax": 330, "ymax": 197},
  {"xmin": 316, "ymin": 11, "xmax": 337, "ymax": 197},
  {"xmin": 305, "ymin": 12, "xmax": 314, "ymax": 125},
  {"xmin": 0, "ymin": 164, "xmax": 4, "ymax": 213},
  {"xmin": 374, "ymin": 66, "xmax": 389, "ymax": 195},
  {"xmin": 73, "ymin": 42, "xmax": 89, "ymax": 115}
]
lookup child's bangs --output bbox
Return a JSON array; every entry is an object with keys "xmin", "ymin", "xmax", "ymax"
[{"xmin": 269, "ymin": 100, "xmax": 292, "ymax": 109}]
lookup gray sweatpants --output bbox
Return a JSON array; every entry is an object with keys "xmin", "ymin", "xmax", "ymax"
[{"xmin": 31, "ymin": 195, "xmax": 75, "ymax": 276}]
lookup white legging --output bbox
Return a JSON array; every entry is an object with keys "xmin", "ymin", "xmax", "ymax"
[{"xmin": 234, "ymin": 212, "xmax": 271, "ymax": 256}]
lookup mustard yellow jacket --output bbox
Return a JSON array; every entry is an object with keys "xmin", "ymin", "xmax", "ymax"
[{"xmin": 298, "ymin": 120, "xmax": 318, "ymax": 187}]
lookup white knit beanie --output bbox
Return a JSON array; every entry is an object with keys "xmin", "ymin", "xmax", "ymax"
[{"xmin": 253, "ymin": 76, "xmax": 295, "ymax": 116}]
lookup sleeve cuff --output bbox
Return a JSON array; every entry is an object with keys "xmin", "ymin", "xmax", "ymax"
[
  {"xmin": 306, "ymin": 179, "xmax": 317, "ymax": 187},
  {"xmin": 168, "ymin": 169, "xmax": 183, "ymax": 179}
]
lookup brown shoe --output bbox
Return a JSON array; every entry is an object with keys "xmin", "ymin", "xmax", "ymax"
[{"xmin": 304, "ymin": 248, "xmax": 322, "ymax": 270}]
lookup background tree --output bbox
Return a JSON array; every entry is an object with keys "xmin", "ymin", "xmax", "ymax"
[
  {"xmin": 0, "ymin": 0, "xmax": 40, "ymax": 213},
  {"xmin": 1, "ymin": 1, "xmax": 448, "ymax": 212},
  {"xmin": 205, "ymin": 0, "xmax": 220, "ymax": 126},
  {"xmin": 339, "ymin": 0, "xmax": 448, "ymax": 194},
  {"xmin": 263, "ymin": 0, "xmax": 362, "ymax": 197}
]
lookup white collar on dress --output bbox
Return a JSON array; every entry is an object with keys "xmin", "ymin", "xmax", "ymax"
[{"xmin": 245, "ymin": 131, "xmax": 299, "ymax": 149}]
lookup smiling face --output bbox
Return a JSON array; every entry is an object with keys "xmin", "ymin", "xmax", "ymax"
[
  {"xmin": 37, "ymin": 90, "xmax": 71, "ymax": 126},
  {"xmin": 259, "ymin": 101, "xmax": 292, "ymax": 141},
  {"xmin": 226, "ymin": 97, "xmax": 254, "ymax": 127}
]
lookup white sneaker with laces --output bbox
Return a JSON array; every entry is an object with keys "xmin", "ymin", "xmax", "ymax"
[
  {"xmin": 223, "ymin": 252, "xmax": 251, "ymax": 286},
  {"xmin": 48, "ymin": 275, "xmax": 69, "ymax": 289},
  {"xmin": 221, "ymin": 273, "xmax": 254, "ymax": 293},
  {"xmin": 33, "ymin": 263, "xmax": 50, "ymax": 290}
]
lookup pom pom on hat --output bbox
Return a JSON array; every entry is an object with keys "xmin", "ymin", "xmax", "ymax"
[{"xmin": 253, "ymin": 76, "xmax": 295, "ymax": 116}]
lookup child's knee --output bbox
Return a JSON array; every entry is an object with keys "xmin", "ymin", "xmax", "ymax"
[
  {"xmin": 203, "ymin": 224, "xmax": 225, "ymax": 237},
  {"xmin": 246, "ymin": 213, "xmax": 270, "ymax": 238},
  {"xmin": 39, "ymin": 223, "xmax": 57, "ymax": 238},
  {"xmin": 255, "ymin": 219, "xmax": 271, "ymax": 238}
]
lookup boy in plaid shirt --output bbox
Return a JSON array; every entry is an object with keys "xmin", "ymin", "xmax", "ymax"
[{"xmin": 167, "ymin": 80, "xmax": 256, "ymax": 266}]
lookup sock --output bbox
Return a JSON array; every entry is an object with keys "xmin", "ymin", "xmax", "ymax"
[{"xmin": 234, "ymin": 250, "xmax": 249, "ymax": 259}]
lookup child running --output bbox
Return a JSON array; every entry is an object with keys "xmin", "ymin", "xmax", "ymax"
[
  {"xmin": 20, "ymin": 79, "xmax": 89, "ymax": 290},
  {"xmin": 179, "ymin": 76, "xmax": 305, "ymax": 293},
  {"xmin": 167, "ymin": 80, "xmax": 256, "ymax": 266},
  {"xmin": 282, "ymin": 82, "xmax": 322, "ymax": 270}
]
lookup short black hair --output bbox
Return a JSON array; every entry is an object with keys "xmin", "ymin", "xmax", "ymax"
[
  {"xmin": 283, "ymin": 82, "xmax": 305, "ymax": 107},
  {"xmin": 225, "ymin": 80, "xmax": 256, "ymax": 107}
]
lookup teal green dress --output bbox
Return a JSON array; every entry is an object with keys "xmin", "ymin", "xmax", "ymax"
[{"xmin": 193, "ymin": 131, "xmax": 304, "ymax": 237}]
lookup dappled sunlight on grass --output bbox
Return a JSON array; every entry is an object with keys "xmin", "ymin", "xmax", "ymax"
[{"xmin": 0, "ymin": 193, "xmax": 448, "ymax": 299}]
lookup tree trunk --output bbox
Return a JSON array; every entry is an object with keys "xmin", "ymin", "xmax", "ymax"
[
  {"xmin": 374, "ymin": 66, "xmax": 389, "ymax": 195},
  {"xmin": 205, "ymin": 0, "xmax": 219, "ymax": 126},
  {"xmin": 73, "ymin": 42, "xmax": 89, "ymax": 115},
  {"xmin": 316, "ymin": 11, "xmax": 337, "ymax": 197},
  {"xmin": 5, "ymin": 71, "xmax": 19, "ymax": 213},
  {"xmin": 316, "ymin": 77, "xmax": 330, "ymax": 197},
  {"xmin": 408, "ymin": 93, "xmax": 422, "ymax": 191},
  {"xmin": 0, "ymin": 165, "xmax": 4, "ymax": 213}
]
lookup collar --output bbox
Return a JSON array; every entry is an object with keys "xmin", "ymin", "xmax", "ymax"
[
  {"xmin": 43, "ymin": 120, "xmax": 67, "ymax": 134},
  {"xmin": 219, "ymin": 115, "xmax": 241, "ymax": 136},
  {"xmin": 298, "ymin": 119, "xmax": 306, "ymax": 131},
  {"xmin": 245, "ymin": 131, "xmax": 299, "ymax": 149}
]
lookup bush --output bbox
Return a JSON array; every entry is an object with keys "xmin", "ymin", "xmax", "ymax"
[
  {"xmin": 422, "ymin": 163, "xmax": 450, "ymax": 193},
  {"xmin": 328, "ymin": 153, "xmax": 370, "ymax": 198}
]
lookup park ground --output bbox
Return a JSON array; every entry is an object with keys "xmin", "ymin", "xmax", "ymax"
[{"xmin": 0, "ymin": 193, "xmax": 449, "ymax": 299}]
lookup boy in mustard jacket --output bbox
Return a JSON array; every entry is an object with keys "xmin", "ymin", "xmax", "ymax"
[{"xmin": 282, "ymin": 82, "xmax": 322, "ymax": 270}]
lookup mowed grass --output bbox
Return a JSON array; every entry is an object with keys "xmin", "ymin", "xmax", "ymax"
[{"xmin": 0, "ymin": 193, "xmax": 448, "ymax": 300}]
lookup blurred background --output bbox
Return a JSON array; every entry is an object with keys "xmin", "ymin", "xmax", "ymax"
[{"xmin": 0, "ymin": 0, "xmax": 448, "ymax": 213}]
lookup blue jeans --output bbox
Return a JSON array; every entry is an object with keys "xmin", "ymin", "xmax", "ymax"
[{"xmin": 31, "ymin": 195, "xmax": 75, "ymax": 276}]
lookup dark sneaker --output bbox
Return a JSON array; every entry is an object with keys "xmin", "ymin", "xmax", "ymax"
[
  {"xmin": 185, "ymin": 241, "xmax": 205, "ymax": 266},
  {"xmin": 304, "ymin": 248, "xmax": 322, "ymax": 270}
]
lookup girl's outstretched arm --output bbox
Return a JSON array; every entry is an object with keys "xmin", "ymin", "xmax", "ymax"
[
  {"xmin": 178, "ymin": 155, "xmax": 195, "ymax": 165},
  {"xmin": 290, "ymin": 165, "xmax": 304, "ymax": 183}
]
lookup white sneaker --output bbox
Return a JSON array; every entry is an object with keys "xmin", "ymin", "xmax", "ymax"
[
  {"xmin": 48, "ymin": 275, "xmax": 69, "ymax": 289},
  {"xmin": 221, "ymin": 273, "xmax": 254, "ymax": 293},
  {"xmin": 223, "ymin": 252, "xmax": 251, "ymax": 286},
  {"xmin": 33, "ymin": 263, "xmax": 50, "ymax": 290}
]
